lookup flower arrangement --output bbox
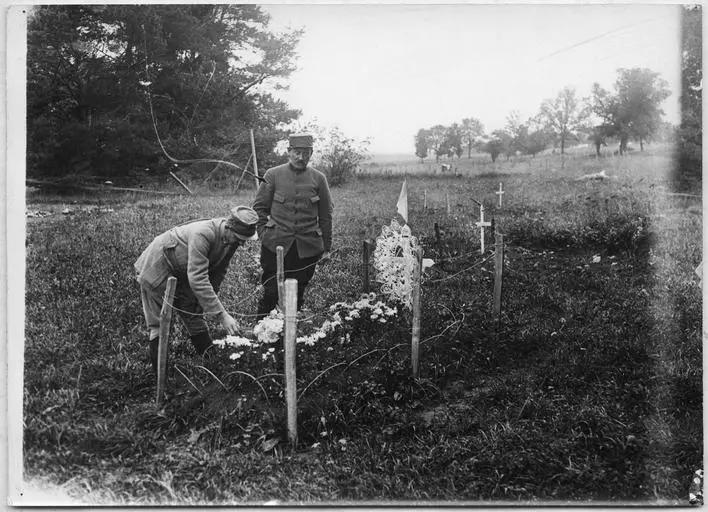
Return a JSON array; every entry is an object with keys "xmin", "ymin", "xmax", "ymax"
[
  {"xmin": 212, "ymin": 294, "xmax": 399, "ymax": 361},
  {"xmin": 373, "ymin": 219, "xmax": 421, "ymax": 309}
]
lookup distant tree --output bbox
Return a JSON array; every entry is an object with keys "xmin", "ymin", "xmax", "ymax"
[
  {"xmin": 675, "ymin": 5, "xmax": 702, "ymax": 184},
  {"xmin": 505, "ymin": 111, "xmax": 529, "ymax": 155},
  {"xmin": 314, "ymin": 127, "xmax": 369, "ymax": 187},
  {"xmin": 587, "ymin": 123, "xmax": 615, "ymax": 157},
  {"xmin": 484, "ymin": 130, "xmax": 511, "ymax": 163},
  {"xmin": 444, "ymin": 123, "xmax": 464, "ymax": 159},
  {"xmin": 525, "ymin": 129, "xmax": 551, "ymax": 157},
  {"xmin": 590, "ymin": 68, "xmax": 670, "ymax": 154},
  {"xmin": 461, "ymin": 117, "xmax": 484, "ymax": 158},
  {"xmin": 429, "ymin": 124, "xmax": 447, "ymax": 162},
  {"xmin": 616, "ymin": 68, "xmax": 671, "ymax": 151},
  {"xmin": 538, "ymin": 86, "xmax": 588, "ymax": 155},
  {"xmin": 414, "ymin": 128, "xmax": 431, "ymax": 161}
]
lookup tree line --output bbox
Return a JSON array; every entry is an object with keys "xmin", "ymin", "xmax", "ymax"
[
  {"xmin": 415, "ymin": 67, "xmax": 672, "ymax": 163},
  {"xmin": 414, "ymin": 6, "xmax": 701, "ymax": 172}
]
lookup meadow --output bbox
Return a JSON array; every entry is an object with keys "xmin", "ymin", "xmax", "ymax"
[{"xmin": 20, "ymin": 147, "xmax": 702, "ymax": 504}]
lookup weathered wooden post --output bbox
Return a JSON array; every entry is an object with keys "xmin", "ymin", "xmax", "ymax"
[
  {"xmin": 276, "ymin": 245, "xmax": 285, "ymax": 309},
  {"xmin": 249, "ymin": 128, "xmax": 260, "ymax": 189},
  {"xmin": 496, "ymin": 182, "xmax": 504, "ymax": 208},
  {"xmin": 446, "ymin": 192, "xmax": 451, "ymax": 216},
  {"xmin": 411, "ymin": 246, "xmax": 423, "ymax": 379},
  {"xmin": 423, "ymin": 189, "xmax": 427, "ymax": 210},
  {"xmin": 475, "ymin": 205, "xmax": 492, "ymax": 254},
  {"xmin": 494, "ymin": 232, "xmax": 504, "ymax": 322},
  {"xmin": 156, "ymin": 277, "xmax": 177, "ymax": 407},
  {"xmin": 362, "ymin": 239, "xmax": 372, "ymax": 293},
  {"xmin": 284, "ymin": 278, "xmax": 298, "ymax": 446}
]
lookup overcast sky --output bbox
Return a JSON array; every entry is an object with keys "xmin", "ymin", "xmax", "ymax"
[{"xmin": 261, "ymin": 3, "xmax": 683, "ymax": 155}]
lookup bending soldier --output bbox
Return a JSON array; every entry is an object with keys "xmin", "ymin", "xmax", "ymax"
[{"xmin": 134, "ymin": 206, "xmax": 258, "ymax": 373}]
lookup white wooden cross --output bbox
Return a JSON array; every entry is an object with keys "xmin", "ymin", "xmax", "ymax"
[
  {"xmin": 475, "ymin": 205, "xmax": 492, "ymax": 253},
  {"xmin": 496, "ymin": 182, "xmax": 504, "ymax": 208}
]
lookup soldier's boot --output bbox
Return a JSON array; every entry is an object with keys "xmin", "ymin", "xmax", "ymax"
[
  {"xmin": 190, "ymin": 331, "xmax": 213, "ymax": 357},
  {"xmin": 148, "ymin": 337, "xmax": 159, "ymax": 375},
  {"xmin": 256, "ymin": 290, "xmax": 279, "ymax": 320}
]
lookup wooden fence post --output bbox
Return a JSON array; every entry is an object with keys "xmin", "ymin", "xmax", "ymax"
[
  {"xmin": 284, "ymin": 278, "xmax": 298, "ymax": 446},
  {"xmin": 156, "ymin": 277, "xmax": 177, "ymax": 407},
  {"xmin": 423, "ymin": 189, "xmax": 427, "ymax": 210},
  {"xmin": 494, "ymin": 232, "xmax": 504, "ymax": 322},
  {"xmin": 250, "ymin": 128, "xmax": 260, "ymax": 190},
  {"xmin": 411, "ymin": 246, "xmax": 423, "ymax": 378},
  {"xmin": 363, "ymin": 239, "xmax": 371, "ymax": 293},
  {"xmin": 446, "ymin": 192, "xmax": 451, "ymax": 216},
  {"xmin": 276, "ymin": 245, "xmax": 284, "ymax": 309}
]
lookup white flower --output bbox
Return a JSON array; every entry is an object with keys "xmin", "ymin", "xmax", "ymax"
[{"xmin": 229, "ymin": 352, "xmax": 242, "ymax": 360}]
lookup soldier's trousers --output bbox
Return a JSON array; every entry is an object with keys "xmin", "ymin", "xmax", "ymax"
[
  {"xmin": 140, "ymin": 278, "xmax": 209, "ymax": 340},
  {"xmin": 257, "ymin": 244, "xmax": 320, "ymax": 318}
]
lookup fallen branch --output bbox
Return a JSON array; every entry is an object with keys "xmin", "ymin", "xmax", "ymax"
[
  {"xmin": 26, "ymin": 179, "xmax": 184, "ymax": 196},
  {"xmin": 169, "ymin": 171, "xmax": 194, "ymax": 194}
]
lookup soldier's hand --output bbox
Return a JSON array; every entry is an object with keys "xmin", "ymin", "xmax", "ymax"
[
  {"xmin": 220, "ymin": 313, "xmax": 240, "ymax": 335},
  {"xmin": 319, "ymin": 251, "xmax": 331, "ymax": 264}
]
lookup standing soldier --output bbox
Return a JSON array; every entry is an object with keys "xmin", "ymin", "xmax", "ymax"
[
  {"xmin": 253, "ymin": 133, "xmax": 333, "ymax": 318},
  {"xmin": 134, "ymin": 206, "xmax": 258, "ymax": 373}
]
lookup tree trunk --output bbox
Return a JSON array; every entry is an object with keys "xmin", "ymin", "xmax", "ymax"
[
  {"xmin": 619, "ymin": 135, "xmax": 628, "ymax": 155},
  {"xmin": 639, "ymin": 137, "xmax": 644, "ymax": 151},
  {"xmin": 595, "ymin": 141, "xmax": 601, "ymax": 157},
  {"xmin": 560, "ymin": 136, "xmax": 565, "ymax": 155}
]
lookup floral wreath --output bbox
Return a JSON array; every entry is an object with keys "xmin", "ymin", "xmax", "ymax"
[{"xmin": 373, "ymin": 219, "xmax": 420, "ymax": 310}]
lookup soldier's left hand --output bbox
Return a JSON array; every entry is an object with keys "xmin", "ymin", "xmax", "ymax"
[{"xmin": 319, "ymin": 251, "xmax": 331, "ymax": 264}]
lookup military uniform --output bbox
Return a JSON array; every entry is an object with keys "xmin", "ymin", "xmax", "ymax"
[
  {"xmin": 253, "ymin": 161, "xmax": 333, "ymax": 315},
  {"xmin": 134, "ymin": 207, "xmax": 257, "ymax": 369},
  {"xmin": 135, "ymin": 218, "xmax": 236, "ymax": 339}
]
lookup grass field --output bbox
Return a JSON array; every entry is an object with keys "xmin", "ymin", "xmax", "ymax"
[{"xmin": 19, "ymin": 147, "xmax": 702, "ymax": 504}]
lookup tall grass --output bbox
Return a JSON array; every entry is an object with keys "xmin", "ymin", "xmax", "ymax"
[{"xmin": 20, "ymin": 148, "xmax": 701, "ymax": 504}]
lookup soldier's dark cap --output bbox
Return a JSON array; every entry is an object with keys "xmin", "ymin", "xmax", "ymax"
[
  {"xmin": 226, "ymin": 206, "xmax": 258, "ymax": 240},
  {"xmin": 288, "ymin": 133, "xmax": 313, "ymax": 149}
]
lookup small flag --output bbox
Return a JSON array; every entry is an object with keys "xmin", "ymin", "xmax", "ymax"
[{"xmin": 396, "ymin": 180, "xmax": 408, "ymax": 223}]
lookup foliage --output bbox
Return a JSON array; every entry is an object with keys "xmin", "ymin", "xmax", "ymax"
[
  {"xmin": 414, "ymin": 128, "xmax": 431, "ymax": 161},
  {"xmin": 537, "ymin": 86, "xmax": 589, "ymax": 155},
  {"xmin": 27, "ymin": 5, "xmax": 301, "ymax": 179},
  {"xmin": 590, "ymin": 68, "xmax": 671, "ymax": 154},
  {"xmin": 484, "ymin": 130, "xmax": 511, "ymax": 162},
  {"xmin": 312, "ymin": 127, "xmax": 369, "ymax": 187},
  {"xmin": 461, "ymin": 117, "xmax": 485, "ymax": 158}
]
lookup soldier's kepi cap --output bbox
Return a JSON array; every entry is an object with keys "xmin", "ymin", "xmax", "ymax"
[
  {"xmin": 226, "ymin": 205, "xmax": 258, "ymax": 240},
  {"xmin": 288, "ymin": 133, "xmax": 314, "ymax": 149}
]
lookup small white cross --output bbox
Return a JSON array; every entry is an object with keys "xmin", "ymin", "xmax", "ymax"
[
  {"xmin": 496, "ymin": 182, "xmax": 505, "ymax": 208},
  {"xmin": 475, "ymin": 205, "xmax": 492, "ymax": 253}
]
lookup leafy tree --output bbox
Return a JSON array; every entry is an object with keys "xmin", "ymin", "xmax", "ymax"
[
  {"xmin": 414, "ymin": 128, "xmax": 431, "ymax": 161},
  {"xmin": 461, "ymin": 117, "xmax": 484, "ymax": 158},
  {"xmin": 525, "ymin": 129, "xmax": 551, "ymax": 157},
  {"xmin": 428, "ymin": 124, "xmax": 447, "ymax": 162},
  {"xmin": 484, "ymin": 130, "xmax": 511, "ymax": 163},
  {"xmin": 443, "ymin": 123, "xmax": 464, "ymax": 159},
  {"xmin": 538, "ymin": 86, "xmax": 588, "ymax": 155},
  {"xmin": 27, "ymin": 5, "xmax": 301, "ymax": 179},
  {"xmin": 590, "ymin": 68, "xmax": 670, "ymax": 154},
  {"xmin": 313, "ymin": 127, "xmax": 369, "ymax": 187}
]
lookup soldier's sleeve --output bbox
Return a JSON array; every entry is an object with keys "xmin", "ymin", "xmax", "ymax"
[
  {"xmin": 186, "ymin": 232, "xmax": 226, "ymax": 316},
  {"xmin": 252, "ymin": 170, "xmax": 274, "ymax": 238},
  {"xmin": 317, "ymin": 173, "xmax": 334, "ymax": 252}
]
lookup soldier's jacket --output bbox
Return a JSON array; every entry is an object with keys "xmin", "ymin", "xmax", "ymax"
[
  {"xmin": 253, "ymin": 163, "xmax": 333, "ymax": 257},
  {"xmin": 134, "ymin": 218, "xmax": 237, "ymax": 316}
]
